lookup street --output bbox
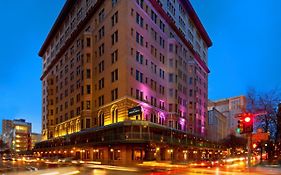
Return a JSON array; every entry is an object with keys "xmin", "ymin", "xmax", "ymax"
[{"xmin": 1, "ymin": 159, "xmax": 281, "ymax": 175}]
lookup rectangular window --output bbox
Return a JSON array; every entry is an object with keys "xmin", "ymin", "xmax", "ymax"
[
  {"xmin": 136, "ymin": 51, "xmax": 143, "ymax": 64},
  {"xmin": 86, "ymin": 85, "xmax": 91, "ymax": 94},
  {"xmin": 86, "ymin": 119, "xmax": 91, "ymax": 128},
  {"xmin": 112, "ymin": 0, "xmax": 118, "ymax": 7},
  {"xmin": 111, "ymin": 30, "xmax": 118, "ymax": 45},
  {"xmin": 98, "ymin": 9, "xmax": 105, "ymax": 23},
  {"xmin": 136, "ymin": 13, "xmax": 144, "ymax": 27},
  {"xmin": 86, "ymin": 38, "xmax": 91, "ymax": 47},
  {"xmin": 99, "ymin": 43, "xmax": 105, "ymax": 56},
  {"xmin": 159, "ymin": 20, "xmax": 165, "ymax": 32},
  {"xmin": 98, "ymin": 26, "xmax": 105, "ymax": 40},
  {"xmin": 111, "ymin": 50, "xmax": 118, "ymax": 64},
  {"xmin": 86, "ymin": 69, "xmax": 91, "ymax": 79},
  {"xmin": 111, "ymin": 11, "xmax": 118, "ymax": 27},
  {"xmin": 151, "ymin": 10, "xmax": 157, "ymax": 24},
  {"xmin": 136, "ymin": 32, "xmax": 143, "ymax": 46},
  {"xmin": 136, "ymin": 70, "xmax": 143, "ymax": 83},
  {"xmin": 136, "ymin": 0, "xmax": 144, "ymax": 8},
  {"xmin": 99, "ymin": 78, "xmax": 104, "ymax": 89},
  {"xmin": 159, "ymin": 37, "xmax": 165, "ymax": 48},
  {"xmin": 98, "ymin": 95, "xmax": 104, "ymax": 106},
  {"xmin": 111, "ymin": 88, "xmax": 118, "ymax": 101},
  {"xmin": 135, "ymin": 89, "xmax": 144, "ymax": 101},
  {"xmin": 111, "ymin": 69, "xmax": 119, "ymax": 82},
  {"xmin": 98, "ymin": 61, "xmax": 104, "ymax": 73}
]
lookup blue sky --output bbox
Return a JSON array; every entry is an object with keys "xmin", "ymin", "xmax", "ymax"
[{"xmin": 0, "ymin": 0, "xmax": 280, "ymax": 133}]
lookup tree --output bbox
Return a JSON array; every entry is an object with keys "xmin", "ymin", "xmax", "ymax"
[
  {"xmin": 220, "ymin": 134, "xmax": 247, "ymax": 148},
  {"xmin": 246, "ymin": 87, "xmax": 281, "ymax": 141},
  {"xmin": 220, "ymin": 134, "xmax": 247, "ymax": 157},
  {"xmin": 277, "ymin": 103, "xmax": 281, "ymax": 141}
]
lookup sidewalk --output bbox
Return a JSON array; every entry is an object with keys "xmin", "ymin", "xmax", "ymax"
[{"xmin": 254, "ymin": 160, "xmax": 281, "ymax": 169}]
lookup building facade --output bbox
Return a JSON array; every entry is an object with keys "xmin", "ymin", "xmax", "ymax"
[
  {"xmin": 2, "ymin": 120, "xmax": 13, "ymax": 137},
  {"xmin": 1, "ymin": 119, "xmax": 32, "ymax": 153},
  {"xmin": 208, "ymin": 96, "xmax": 246, "ymax": 136},
  {"xmin": 37, "ymin": 0, "xmax": 216, "ymax": 164},
  {"xmin": 31, "ymin": 133, "xmax": 42, "ymax": 149},
  {"xmin": 207, "ymin": 108, "xmax": 227, "ymax": 142}
]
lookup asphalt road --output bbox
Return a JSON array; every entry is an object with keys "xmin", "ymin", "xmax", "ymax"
[
  {"xmin": 1, "ymin": 160, "xmax": 281, "ymax": 175},
  {"xmin": 0, "ymin": 160, "xmax": 67, "ymax": 174}
]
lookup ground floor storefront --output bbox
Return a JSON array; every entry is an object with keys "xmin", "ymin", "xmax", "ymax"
[{"xmin": 34, "ymin": 121, "xmax": 225, "ymax": 165}]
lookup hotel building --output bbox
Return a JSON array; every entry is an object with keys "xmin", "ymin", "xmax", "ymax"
[{"xmin": 36, "ymin": 0, "xmax": 218, "ymax": 164}]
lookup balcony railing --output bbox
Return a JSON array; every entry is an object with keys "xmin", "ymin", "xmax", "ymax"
[{"xmin": 35, "ymin": 121, "xmax": 221, "ymax": 150}]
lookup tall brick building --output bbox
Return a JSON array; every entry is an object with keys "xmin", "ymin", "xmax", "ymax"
[{"xmin": 36, "ymin": 0, "xmax": 216, "ymax": 164}]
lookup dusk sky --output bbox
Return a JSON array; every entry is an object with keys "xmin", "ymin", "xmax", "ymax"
[{"xmin": 0, "ymin": 0, "xmax": 280, "ymax": 133}]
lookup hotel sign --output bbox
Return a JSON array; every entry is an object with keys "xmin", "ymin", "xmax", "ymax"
[{"xmin": 128, "ymin": 106, "xmax": 142, "ymax": 117}]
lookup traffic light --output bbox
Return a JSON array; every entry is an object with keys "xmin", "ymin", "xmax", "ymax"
[
  {"xmin": 237, "ymin": 113, "xmax": 254, "ymax": 134},
  {"xmin": 243, "ymin": 114, "xmax": 253, "ymax": 133},
  {"xmin": 237, "ymin": 119, "xmax": 244, "ymax": 134}
]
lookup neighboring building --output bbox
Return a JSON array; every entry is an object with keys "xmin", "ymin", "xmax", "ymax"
[
  {"xmin": 31, "ymin": 133, "xmax": 42, "ymax": 149},
  {"xmin": 208, "ymin": 96, "xmax": 246, "ymax": 136},
  {"xmin": 2, "ymin": 120, "xmax": 13, "ymax": 137},
  {"xmin": 2, "ymin": 119, "xmax": 32, "ymax": 152},
  {"xmin": 36, "ymin": 0, "xmax": 216, "ymax": 164},
  {"xmin": 207, "ymin": 108, "xmax": 227, "ymax": 142}
]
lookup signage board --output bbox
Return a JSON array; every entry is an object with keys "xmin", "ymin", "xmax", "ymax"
[
  {"xmin": 128, "ymin": 106, "xmax": 142, "ymax": 117},
  {"xmin": 252, "ymin": 133, "xmax": 269, "ymax": 142}
]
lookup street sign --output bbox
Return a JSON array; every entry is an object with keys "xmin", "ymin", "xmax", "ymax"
[{"xmin": 252, "ymin": 133, "xmax": 269, "ymax": 142}]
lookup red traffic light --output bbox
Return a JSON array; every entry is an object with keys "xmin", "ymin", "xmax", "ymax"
[{"xmin": 244, "ymin": 117, "xmax": 251, "ymax": 123}]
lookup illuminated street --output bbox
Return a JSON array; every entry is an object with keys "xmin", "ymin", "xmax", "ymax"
[
  {"xmin": 1, "ymin": 158, "xmax": 281, "ymax": 175},
  {"xmin": 2, "ymin": 165, "xmax": 281, "ymax": 175}
]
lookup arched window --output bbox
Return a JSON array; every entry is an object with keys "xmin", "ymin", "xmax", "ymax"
[
  {"xmin": 98, "ymin": 111, "xmax": 104, "ymax": 126},
  {"xmin": 159, "ymin": 113, "xmax": 165, "ymax": 125},
  {"xmin": 111, "ymin": 105, "xmax": 118, "ymax": 124},
  {"xmin": 159, "ymin": 117, "xmax": 164, "ymax": 125},
  {"xmin": 76, "ymin": 120, "xmax": 80, "ymax": 132}
]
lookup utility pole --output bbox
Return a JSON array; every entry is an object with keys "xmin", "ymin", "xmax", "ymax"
[{"xmin": 247, "ymin": 133, "xmax": 252, "ymax": 167}]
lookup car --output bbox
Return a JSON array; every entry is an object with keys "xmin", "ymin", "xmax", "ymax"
[
  {"xmin": 23, "ymin": 156, "xmax": 37, "ymax": 162},
  {"xmin": 2, "ymin": 155, "xmax": 12, "ymax": 161},
  {"xmin": 211, "ymin": 160, "xmax": 225, "ymax": 167},
  {"xmin": 58, "ymin": 157, "xmax": 73, "ymax": 163},
  {"xmin": 71, "ymin": 158, "xmax": 84, "ymax": 165},
  {"xmin": 189, "ymin": 160, "xmax": 213, "ymax": 168}
]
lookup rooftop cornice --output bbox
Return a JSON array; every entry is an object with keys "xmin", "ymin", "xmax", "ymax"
[
  {"xmin": 179, "ymin": 0, "xmax": 212, "ymax": 47},
  {"xmin": 38, "ymin": 0, "xmax": 77, "ymax": 57}
]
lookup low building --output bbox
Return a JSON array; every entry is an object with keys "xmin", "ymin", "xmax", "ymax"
[
  {"xmin": 31, "ymin": 133, "xmax": 42, "ymax": 149},
  {"xmin": 207, "ymin": 108, "xmax": 227, "ymax": 142},
  {"xmin": 208, "ymin": 96, "xmax": 246, "ymax": 136},
  {"xmin": 1, "ymin": 119, "xmax": 32, "ymax": 153}
]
